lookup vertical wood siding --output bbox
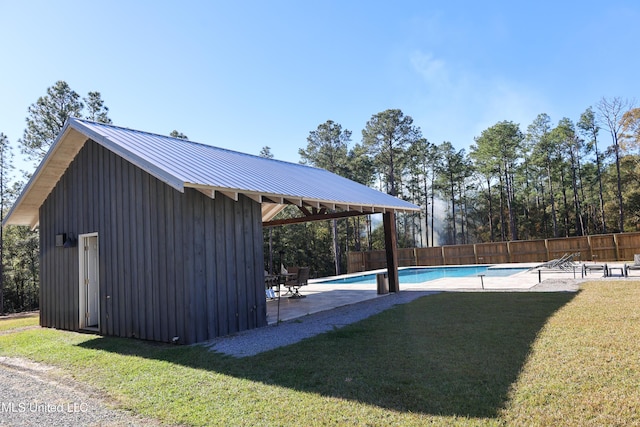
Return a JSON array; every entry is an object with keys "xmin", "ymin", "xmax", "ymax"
[{"xmin": 39, "ymin": 139, "xmax": 267, "ymax": 344}]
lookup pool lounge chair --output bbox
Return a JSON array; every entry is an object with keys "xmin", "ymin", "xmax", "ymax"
[
  {"xmin": 624, "ymin": 254, "xmax": 640, "ymax": 277},
  {"xmin": 532, "ymin": 252, "xmax": 580, "ymax": 271},
  {"xmin": 530, "ymin": 253, "xmax": 581, "ymax": 283}
]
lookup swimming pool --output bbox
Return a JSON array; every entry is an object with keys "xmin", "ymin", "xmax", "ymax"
[{"xmin": 318, "ymin": 266, "xmax": 527, "ymax": 285}]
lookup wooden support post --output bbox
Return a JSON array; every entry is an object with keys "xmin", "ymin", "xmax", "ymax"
[{"xmin": 383, "ymin": 211, "xmax": 400, "ymax": 292}]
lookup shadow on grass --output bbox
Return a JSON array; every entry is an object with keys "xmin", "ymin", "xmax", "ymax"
[{"xmin": 78, "ymin": 291, "xmax": 576, "ymax": 418}]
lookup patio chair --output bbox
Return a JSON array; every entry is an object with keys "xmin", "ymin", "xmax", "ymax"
[
  {"xmin": 279, "ymin": 265, "xmax": 297, "ymax": 296},
  {"xmin": 282, "ymin": 267, "xmax": 310, "ymax": 298},
  {"xmin": 624, "ymin": 254, "xmax": 640, "ymax": 277},
  {"xmin": 582, "ymin": 262, "xmax": 608, "ymax": 277}
]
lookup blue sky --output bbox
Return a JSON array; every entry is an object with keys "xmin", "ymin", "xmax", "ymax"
[{"xmin": 1, "ymin": 0, "xmax": 639, "ymax": 173}]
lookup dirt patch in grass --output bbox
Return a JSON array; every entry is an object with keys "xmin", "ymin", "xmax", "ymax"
[{"xmin": 0, "ymin": 310, "xmax": 39, "ymax": 320}]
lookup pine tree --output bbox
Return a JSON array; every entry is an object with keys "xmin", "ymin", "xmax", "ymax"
[{"xmin": 0, "ymin": 132, "xmax": 13, "ymax": 314}]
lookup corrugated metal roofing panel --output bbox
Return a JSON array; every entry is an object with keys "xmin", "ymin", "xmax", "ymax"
[{"xmin": 72, "ymin": 118, "xmax": 419, "ymax": 211}]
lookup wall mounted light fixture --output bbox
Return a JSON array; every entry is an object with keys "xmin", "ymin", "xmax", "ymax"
[{"xmin": 63, "ymin": 233, "xmax": 77, "ymax": 248}]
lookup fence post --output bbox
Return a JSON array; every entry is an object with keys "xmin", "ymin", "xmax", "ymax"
[{"xmin": 544, "ymin": 238, "xmax": 550, "ymax": 262}]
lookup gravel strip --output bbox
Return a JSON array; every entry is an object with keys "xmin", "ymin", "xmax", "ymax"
[
  {"xmin": 207, "ymin": 280, "xmax": 583, "ymax": 358},
  {"xmin": 206, "ymin": 291, "xmax": 435, "ymax": 357},
  {"xmin": 0, "ymin": 357, "xmax": 159, "ymax": 427}
]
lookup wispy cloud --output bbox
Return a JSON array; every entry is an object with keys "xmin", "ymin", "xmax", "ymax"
[
  {"xmin": 409, "ymin": 49, "xmax": 547, "ymax": 148},
  {"xmin": 410, "ymin": 51, "xmax": 450, "ymax": 89}
]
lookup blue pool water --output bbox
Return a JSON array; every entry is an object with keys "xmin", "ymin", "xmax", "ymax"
[{"xmin": 319, "ymin": 266, "xmax": 526, "ymax": 285}]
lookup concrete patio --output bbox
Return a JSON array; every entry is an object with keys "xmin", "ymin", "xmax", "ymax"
[{"xmin": 266, "ymin": 263, "xmax": 630, "ymax": 325}]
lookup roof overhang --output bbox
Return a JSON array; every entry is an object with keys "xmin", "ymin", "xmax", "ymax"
[{"xmin": 184, "ymin": 183, "xmax": 413, "ymax": 225}]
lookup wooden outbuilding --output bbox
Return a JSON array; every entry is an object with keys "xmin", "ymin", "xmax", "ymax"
[{"xmin": 3, "ymin": 118, "xmax": 419, "ymax": 344}]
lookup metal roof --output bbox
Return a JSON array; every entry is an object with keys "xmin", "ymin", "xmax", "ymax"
[{"xmin": 4, "ymin": 117, "xmax": 420, "ymax": 228}]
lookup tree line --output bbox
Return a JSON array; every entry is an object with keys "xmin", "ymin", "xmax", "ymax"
[
  {"xmin": 268, "ymin": 100, "xmax": 640, "ymax": 278},
  {"xmin": 1, "ymin": 80, "xmax": 638, "ymax": 312}
]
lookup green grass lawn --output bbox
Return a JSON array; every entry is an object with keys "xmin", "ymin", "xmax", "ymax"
[
  {"xmin": 0, "ymin": 282, "xmax": 638, "ymax": 426},
  {"xmin": 0, "ymin": 312, "xmax": 38, "ymax": 332}
]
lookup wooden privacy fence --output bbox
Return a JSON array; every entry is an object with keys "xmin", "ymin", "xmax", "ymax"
[{"xmin": 347, "ymin": 232, "xmax": 640, "ymax": 273}]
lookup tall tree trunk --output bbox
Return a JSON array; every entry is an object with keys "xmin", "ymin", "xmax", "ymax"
[
  {"xmin": 498, "ymin": 172, "xmax": 506, "ymax": 241},
  {"xmin": 538, "ymin": 178, "xmax": 548, "ymax": 238},
  {"xmin": 576, "ymin": 150, "xmax": 589, "ymax": 234},
  {"xmin": 458, "ymin": 185, "xmax": 465, "ymax": 244},
  {"xmin": 546, "ymin": 159, "xmax": 559, "ymax": 237},
  {"xmin": 388, "ymin": 138, "xmax": 396, "ymax": 196},
  {"xmin": 521, "ymin": 164, "xmax": 531, "ymax": 240},
  {"xmin": 463, "ymin": 186, "xmax": 470, "ymax": 244},
  {"xmin": 367, "ymin": 215, "xmax": 373, "ymax": 251},
  {"xmin": 570, "ymin": 150, "xmax": 585, "ymax": 236},
  {"xmin": 594, "ymin": 139, "xmax": 607, "ymax": 233},
  {"xmin": 614, "ymin": 140, "xmax": 624, "ymax": 231},
  {"xmin": 430, "ymin": 176, "xmax": 435, "ymax": 246},
  {"xmin": 560, "ymin": 168, "xmax": 570, "ymax": 237},
  {"xmin": 450, "ymin": 171, "xmax": 456, "ymax": 244},
  {"xmin": 423, "ymin": 168, "xmax": 429, "ymax": 247},
  {"xmin": 332, "ymin": 218, "xmax": 340, "ymax": 275},
  {"xmin": 487, "ymin": 177, "xmax": 495, "ymax": 242},
  {"xmin": 506, "ymin": 168, "xmax": 518, "ymax": 241},
  {"xmin": 268, "ymin": 228, "xmax": 274, "ymax": 274}
]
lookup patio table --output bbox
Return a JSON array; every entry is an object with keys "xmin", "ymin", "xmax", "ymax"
[{"xmin": 608, "ymin": 266, "xmax": 624, "ymax": 277}]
